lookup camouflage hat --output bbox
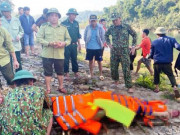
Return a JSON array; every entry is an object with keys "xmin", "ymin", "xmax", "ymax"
[
  {"xmin": 89, "ymin": 14, "xmax": 97, "ymax": 21},
  {"xmin": 154, "ymin": 27, "xmax": 167, "ymax": 34},
  {"xmin": 110, "ymin": 13, "xmax": 121, "ymax": 20},
  {"xmin": 12, "ymin": 70, "xmax": 36, "ymax": 82},
  {"xmin": 47, "ymin": 8, "xmax": 61, "ymax": 18},
  {"xmin": 0, "ymin": 2, "xmax": 12, "ymax": 12},
  {"xmin": 66, "ymin": 8, "xmax": 78, "ymax": 15}
]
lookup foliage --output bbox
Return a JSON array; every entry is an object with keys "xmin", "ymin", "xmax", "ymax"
[
  {"xmin": 101, "ymin": 0, "xmax": 180, "ymax": 30},
  {"xmin": 135, "ymin": 73, "xmax": 173, "ymax": 91}
]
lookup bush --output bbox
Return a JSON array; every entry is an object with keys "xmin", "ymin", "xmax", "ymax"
[{"xmin": 135, "ymin": 72, "xmax": 173, "ymax": 91}]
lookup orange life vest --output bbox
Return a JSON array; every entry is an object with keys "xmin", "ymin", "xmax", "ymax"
[
  {"xmin": 92, "ymin": 91, "xmax": 167, "ymax": 116},
  {"xmin": 51, "ymin": 93, "xmax": 101, "ymax": 134}
]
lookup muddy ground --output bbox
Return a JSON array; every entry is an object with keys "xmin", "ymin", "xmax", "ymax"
[{"xmin": 0, "ymin": 46, "xmax": 180, "ymax": 135}]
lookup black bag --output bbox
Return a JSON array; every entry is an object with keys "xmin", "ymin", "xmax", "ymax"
[{"xmin": 175, "ymin": 53, "xmax": 180, "ymax": 76}]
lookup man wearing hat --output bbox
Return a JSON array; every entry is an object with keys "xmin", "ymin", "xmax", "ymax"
[
  {"xmin": 0, "ymin": 9, "xmax": 19, "ymax": 87},
  {"xmin": 149, "ymin": 27, "xmax": 180, "ymax": 102},
  {"xmin": 0, "ymin": 2, "xmax": 24, "ymax": 72},
  {"xmin": 84, "ymin": 14, "xmax": 105, "ymax": 79},
  {"xmin": 37, "ymin": 8, "xmax": 71, "ymax": 94},
  {"xmin": 19, "ymin": 7, "xmax": 35, "ymax": 57},
  {"xmin": 61, "ymin": 8, "xmax": 81, "ymax": 80},
  {"xmin": 0, "ymin": 70, "xmax": 53, "ymax": 134},
  {"xmin": 105, "ymin": 13, "xmax": 137, "ymax": 93}
]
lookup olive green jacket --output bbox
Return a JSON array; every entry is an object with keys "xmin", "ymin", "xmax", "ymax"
[
  {"xmin": 0, "ymin": 27, "xmax": 14, "ymax": 67},
  {"xmin": 36, "ymin": 22, "xmax": 71, "ymax": 59}
]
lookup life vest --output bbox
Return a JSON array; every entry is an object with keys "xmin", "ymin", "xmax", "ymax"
[
  {"xmin": 51, "ymin": 93, "xmax": 101, "ymax": 134},
  {"xmin": 92, "ymin": 91, "xmax": 167, "ymax": 116},
  {"xmin": 52, "ymin": 91, "xmax": 168, "ymax": 133}
]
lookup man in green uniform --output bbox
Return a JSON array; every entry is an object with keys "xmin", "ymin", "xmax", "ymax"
[
  {"xmin": 37, "ymin": 8, "xmax": 71, "ymax": 94},
  {"xmin": 0, "ymin": 10, "xmax": 19, "ymax": 87},
  {"xmin": 105, "ymin": 13, "xmax": 137, "ymax": 93},
  {"xmin": 0, "ymin": 70, "xmax": 53, "ymax": 135},
  {"xmin": 61, "ymin": 8, "xmax": 81, "ymax": 80}
]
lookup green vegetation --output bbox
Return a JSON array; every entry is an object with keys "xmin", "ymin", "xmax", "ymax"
[
  {"xmin": 101, "ymin": 0, "xmax": 180, "ymax": 30},
  {"xmin": 135, "ymin": 73, "xmax": 173, "ymax": 91}
]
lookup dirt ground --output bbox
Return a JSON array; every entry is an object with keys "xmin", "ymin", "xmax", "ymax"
[{"xmin": 0, "ymin": 46, "xmax": 180, "ymax": 135}]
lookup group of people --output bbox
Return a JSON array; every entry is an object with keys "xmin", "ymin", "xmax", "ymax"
[{"xmin": 0, "ymin": 2, "xmax": 180, "ymax": 134}]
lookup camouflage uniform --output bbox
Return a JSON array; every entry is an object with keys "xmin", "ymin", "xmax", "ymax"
[
  {"xmin": 0, "ymin": 86, "xmax": 52, "ymax": 134},
  {"xmin": 105, "ymin": 14, "xmax": 137, "ymax": 88}
]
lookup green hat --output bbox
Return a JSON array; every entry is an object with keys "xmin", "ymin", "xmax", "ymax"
[
  {"xmin": 66, "ymin": 8, "xmax": 78, "ymax": 15},
  {"xmin": 47, "ymin": 8, "xmax": 61, "ymax": 18},
  {"xmin": 0, "ymin": 2, "xmax": 12, "ymax": 12},
  {"xmin": 89, "ymin": 14, "xmax": 97, "ymax": 21},
  {"xmin": 154, "ymin": 27, "xmax": 167, "ymax": 34},
  {"xmin": 12, "ymin": 70, "xmax": 36, "ymax": 82},
  {"xmin": 110, "ymin": 13, "xmax": 120, "ymax": 20}
]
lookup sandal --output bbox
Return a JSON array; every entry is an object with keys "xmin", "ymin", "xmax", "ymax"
[
  {"xmin": 174, "ymin": 90, "xmax": 180, "ymax": 102},
  {"xmin": 168, "ymin": 110, "xmax": 180, "ymax": 118},
  {"xmin": 58, "ymin": 88, "xmax": 67, "ymax": 94},
  {"xmin": 153, "ymin": 89, "xmax": 160, "ymax": 93},
  {"xmin": 99, "ymin": 76, "xmax": 104, "ymax": 81}
]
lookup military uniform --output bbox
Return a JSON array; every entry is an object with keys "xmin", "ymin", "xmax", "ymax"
[
  {"xmin": 0, "ymin": 86, "xmax": 52, "ymax": 134},
  {"xmin": 61, "ymin": 8, "xmax": 81, "ymax": 74},
  {"xmin": 105, "ymin": 13, "xmax": 137, "ymax": 88}
]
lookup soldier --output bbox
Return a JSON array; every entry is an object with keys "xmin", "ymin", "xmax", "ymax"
[
  {"xmin": 0, "ymin": 10, "xmax": 19, "ymax": 87},
  {"xmin": 37, "ymin": 8, "xmax": 71, "ymax": 94},
  {"xmin": 105, "ymin": 13, "xmax": 137, "ymax": 93},
  {"xmin": 0, "ymin": 70, "xmax": 53, "ymax": 134},
  {"xmin": 61, "ymin": 8, "xmax": 81, "ymax": 80},
  {"xmin": 0, "ymin": 2, "xmax": 24, "ymax": 72}
]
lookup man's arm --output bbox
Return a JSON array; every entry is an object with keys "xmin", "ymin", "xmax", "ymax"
[
  {"xmin": 105, "ymin": 27, "xmax": 113, "ymax": 48},
  {"xmin": 36, "ymin": 26, "xmax": 50, "ymax": 46},
  {"xmin": 3, "ymin": 29, "xmax": 19, "ymax": 69},
  {"xmin": 16, "ymin": 20, "xmax": 24, "ymax": 41},
  {"xmin": 84, "ymin": 26, "xmax": 88, "ymax": 42},
  {"xmin": 149, "ymin": 44, "xmax": 154, "ymax": 59},
  {"xmin": 128, "ymin": 25, "xmax": 137, "ymax": 46},
  {"xmin": 173, "ymin": 38, "xmax": 180, "ymax": 51},
  {"xmin": 63, "ymin": 28, "xmax": 71, "ymax": 47},
  {"xmin": 77, "ymin": 23, "xmax": 82, "ymax": 52}
]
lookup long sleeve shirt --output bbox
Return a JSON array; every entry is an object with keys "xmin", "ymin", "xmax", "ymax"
[
  {"xmin": 36, "ymin": 23, "xmax": 71, "ymax": 59},
  {"xmin": 1, "ymin": 16, "xmax": 24, "ymax": 52},
  {"xmin": 150, "ymin": 36, "xmax": 180, "ymax": 64},
  {"xmin": 0, "ymin": 27, "xmax": 14, "ymax": 67}
]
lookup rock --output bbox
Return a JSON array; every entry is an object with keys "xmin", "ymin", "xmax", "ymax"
[{"xmin": 78, "ymin": 85, "xmax": 90, "ymax": 90}]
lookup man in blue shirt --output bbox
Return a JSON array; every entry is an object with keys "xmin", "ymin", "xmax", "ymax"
[
  {"xmin": 19, "ymin": 7, "xmax": 35, "ymax": 57},
  {"xmin": 84, "ymin": 15, "xmax": 105, "ymax": 79},
  {"xmin": 150, "ymin": 27, "xmax": 180, "ymax": 102}
]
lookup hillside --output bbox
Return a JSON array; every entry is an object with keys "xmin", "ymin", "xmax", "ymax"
[{"xmin": 101, "ymin": 0, "xmax": 180, "ymax": 30}]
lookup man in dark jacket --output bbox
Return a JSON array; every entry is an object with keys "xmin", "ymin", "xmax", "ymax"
[
  {"xmin": 19, "ymin": 7, "xmax": 35, "ymax": 57},
  {"xmin": 150, "ymin": 27, "xmax": 180, "ymax": 102}
]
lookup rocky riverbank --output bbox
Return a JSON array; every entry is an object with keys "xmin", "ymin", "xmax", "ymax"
[{"xmin": 0, "ymin": 46, "xmax": 180, "ymax": 135}]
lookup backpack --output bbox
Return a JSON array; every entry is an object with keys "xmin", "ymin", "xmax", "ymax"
[{"xmin": 175, "ymin": 53, "xmax": 180, "ymax": 77}]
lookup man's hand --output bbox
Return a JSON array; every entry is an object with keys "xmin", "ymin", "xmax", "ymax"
[
  {"xmin": 104, "ymin": 42, "xmax": 108, "ymax": 48},
  {"xmin": 0, "ymin": 95, "xmax": 4, "ymax": 104},
  {"xmin": 130, "ymin": 47, "xmax": 136, "ymax": 55},
  {"xmin": 16, "ymin": 36, "xmax": 20, "ymax": 42},
  {"xmin": 13, "ymin": 60, "xmax": 19, "ymax": 69},
  {"xmin": 53, "ymin": 42, "xmax": 66, "ymax": 48},
  {"xmin": 108, "ymin": 44, "xmax": 113, "ymax": 49},
  {"xmin": 78, "ymin": 44, "xmax": 81, "ymax": 52}
]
